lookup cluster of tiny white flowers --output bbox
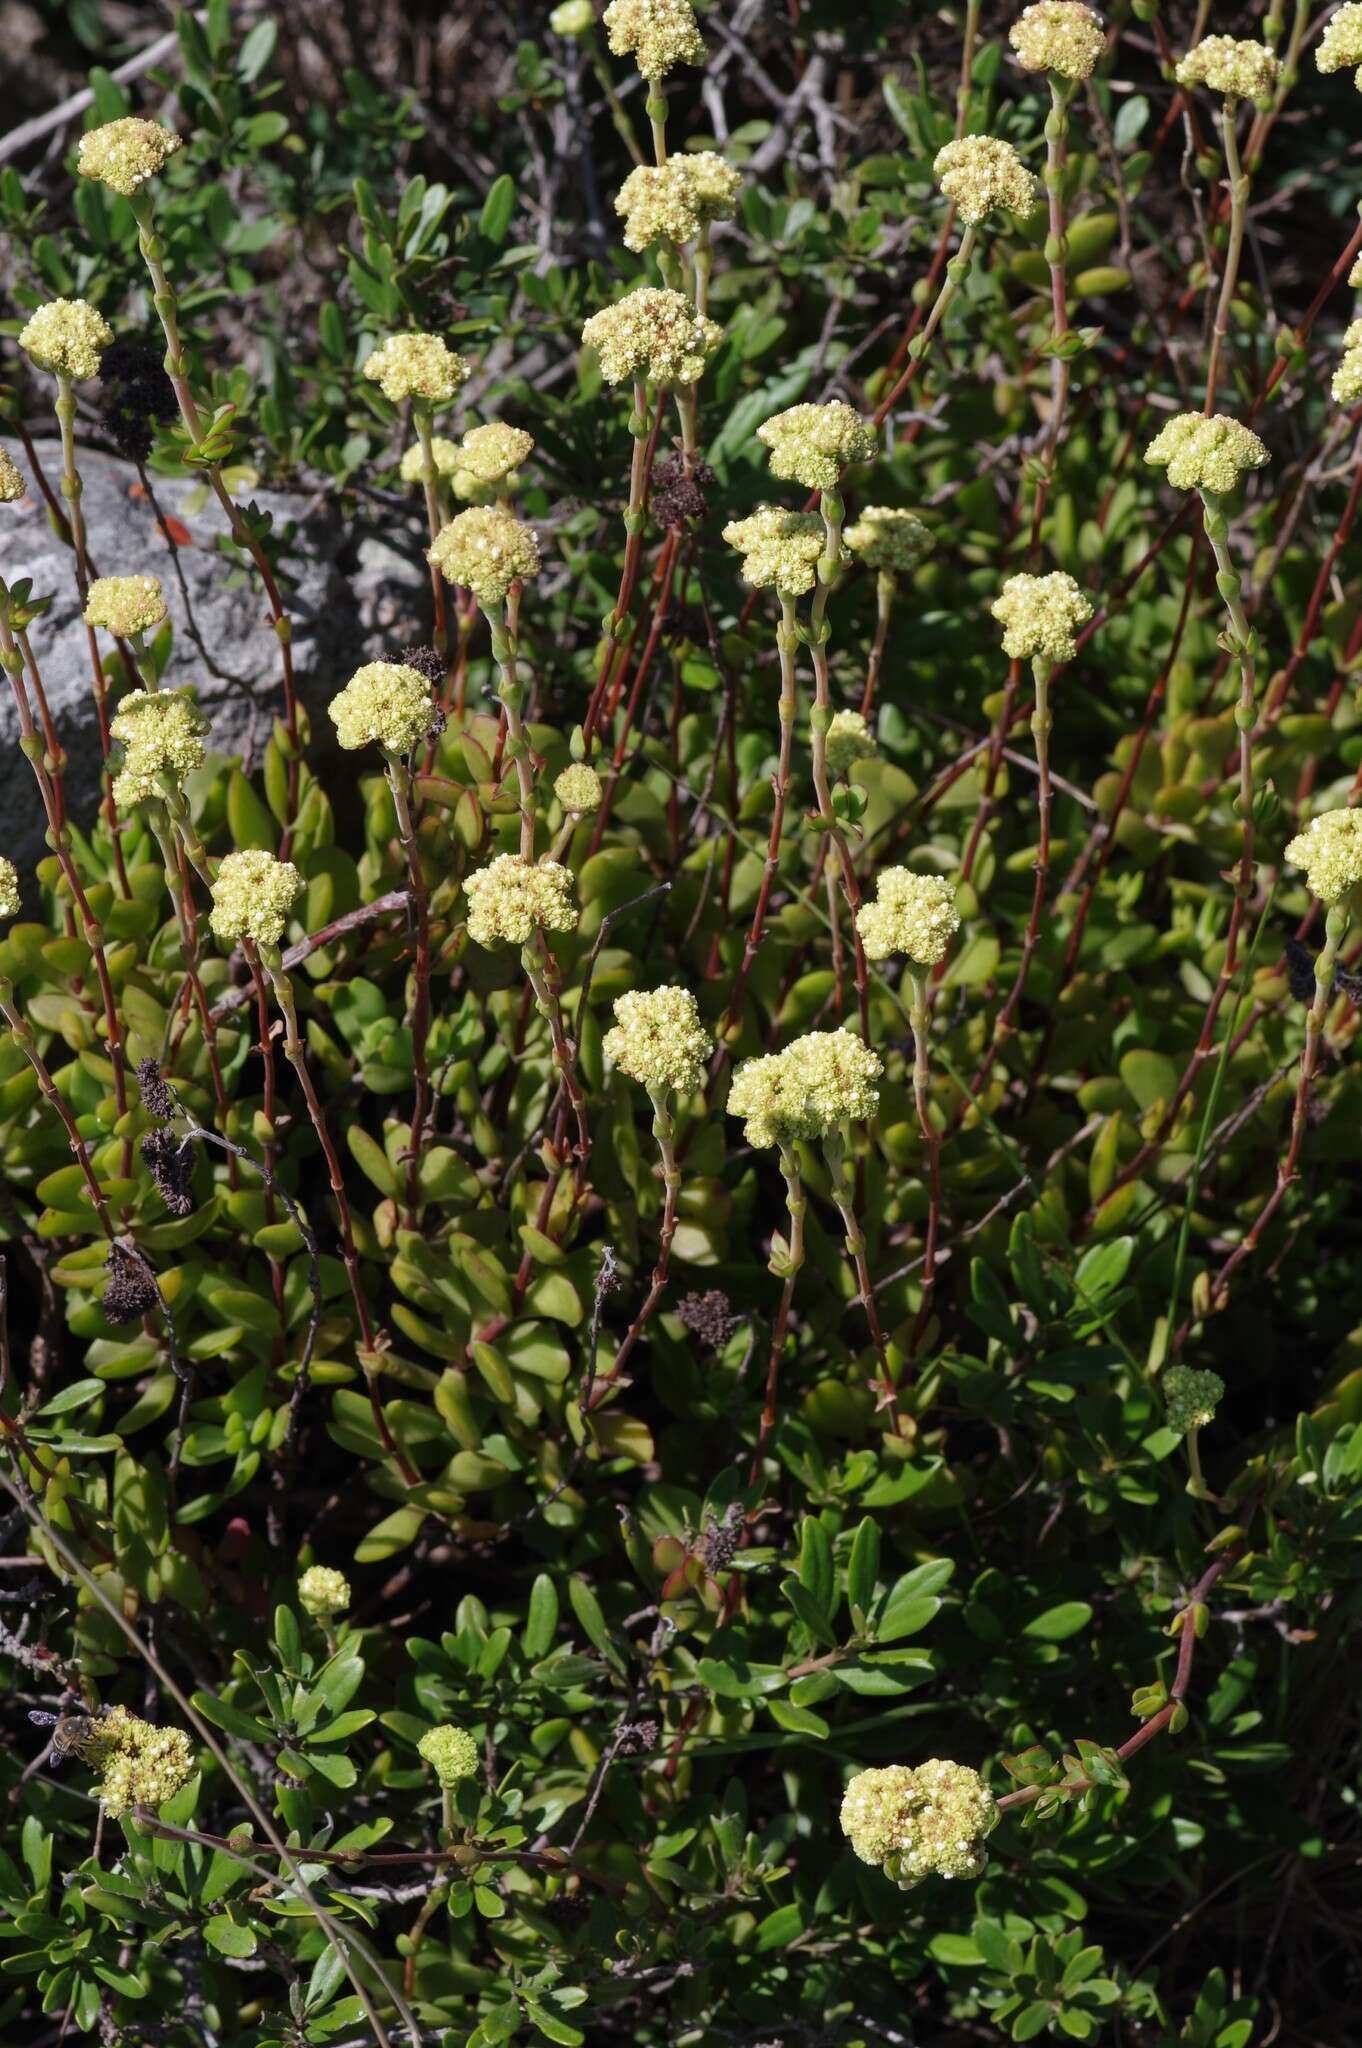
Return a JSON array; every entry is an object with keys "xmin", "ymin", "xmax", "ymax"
[
  {"xmin": 428, "ymin": 507, "xmax": 541, "ymax": 605},
  {"xmin": 0, "ymin": 449, "xmax": 26, "ymax": 502},
  {"xmin": 19, "ymin": 298, "xmax": 114, "ymax": 381},
  {"xmin": 1318, "ymin": 3, "xmax": 1362, "ymax": 89},
  {"xmin": 418, "ymin": 1723, "xmax": 480, "ymax": 1784},
  {"xmin": 991, "ymin": 570, "xmax": 1094, "ymax": 663},
  {"xmin": 933, "ymin": 137, "xmax": 1038, "ymax": 224},
  {"xmin": 1143, "ymin": 413, "xmax": 1270, "ymax": 495},
  {"xmin": 298, "ymin": 1564, "xmax": 351, "ymax": 1616},
  {"xmin": 728, "ymin": 1030, "xmax": 881, "ymax": 1150},
  {"xmin": 1332, "ymin": 318, "xmax": 1362, "ymax": 405},
  {"xmin": 554, "ymin": 763, "xmax": 603, "ymax": 812},
  {"xmin": 0, "ymin": 858, "xmax": 20, "ymax": 920},
  {"xmin": 722, "ymin": 506, "xmax": 827, "ymax": 596},
  {"xmin": 77, "ymin": 117, "xmax": 181, "ymax": 196},
  {"xmin": 209, "ymin": 849, "xmax": 304, "ymax": 948},
  {"xmin": 84, "ymin": 574, "xmax": 167, "ymax": 638},
  {"xmin": 603, "ymin": 0, "xmax": 707, "ymax": 78},
  {"xmin": 582, "ymin": 287, "xmax": 722, "ymax": 388},
  {"xmin": 363, "ymin": 333, "xmax": 471, "ymax": 406},
  {"xmin": 1284, "ymin": 807, "xmax": 1362, "ymax": 904},
  {"xmin": 329, "ymin": 662, "xmax": 436, "ymax": 755},
  {"xmin": 826, "ymin": 709, "xmax": 877, "ymax": 776},
  {"xmin": 88, "ymin": 1707, "xmax": 195, "ymax": 1818},
  {"xmin": 844, "ymin": 505, "xmax": 934, "ymax": 578},
  {"xmin": 856, "ymin": 869, "xmax": 961, "ymax": 967},
  {"xmin": 1175, "ymin": 37, "xmax": 1279, "ymax": 101},
  {"xmin": 1009, "ymin": 2, "xmax": 1106, "ymax": 81},
  {"xmin": 840, "ymin": 1761, "xmax": 999, "ymax": 1887},
  {"xmin": 463, "ymin": 854, "xmax": 578, "ymax": 948},
  {"xmin": 110, "ymin": 688, "xmax": 210, "ymax": 807},
  {"xmin": 756, "ymin": 401, "xmax": 878, "ymax": 493},
  {"xmin": 604, "ymin": 986, "xmax": 713, "ymax": 1094}
]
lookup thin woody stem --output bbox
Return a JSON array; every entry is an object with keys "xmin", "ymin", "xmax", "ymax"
[
  {"xmin": 484, "ymin": 602, "xmax": 538, "ymax": 861},
  {"xmin": 809, "ymin": 487, "xmax": 871, "ymax": 1041},
  {"xmin": 718, "ymin": 590, "xmax": 799, "ymax": 1050},
  {"xmin": 1204, "ymin": 100, "xmax": 1249, "ymax": 415},
  {"xmin": 384, "ymin": 752, "xmax": 433, "ymax": 1224},
  {"xmin": 413, "ymin": 403, "xmax": 451, "ymax": 664},
  {"xmin": 52, "ymin": 374, "xmax": 127, "ymax": 881},
  {"xmin": 591, "ymin": 1085, "xmax": 681, "ymax": 1395},
  {"xmin": 751, "ymin": 1147, "xmax": 805, "ymax": 1481},
  {"xmin": 521, "ymin": 934, "xmax": 592, "ymax": 1183},
  {"xmin": 823, "ymin": 1125, "xmax": 891, "ymax": 1401},
  {"xmin": 907, "ymin": 969, "xmax": 944, "ymax": 1354}
]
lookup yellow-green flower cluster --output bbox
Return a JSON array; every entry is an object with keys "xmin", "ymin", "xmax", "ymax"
[
  {"xmin": 110, "ymin": 688, "xmax": 209, "ymax": 807},
  {"xmin": 551, "ymin": 0, "xmax": 594, "ymax": 32},
  {"xmin": 19, "ymin": 298, "xmax": 114, "ymax": 382},
  {"xmin": 991, "ymin": 570, "xmax": 1094, "ymax": 662},
  {"xmin": 1284, "ymin": 807, "xmax": 1362, "ymax": 904},
  {"xmin": 603, "ymin": 0, "xmax": 706, "ymax": 77},
  {"xmin": 209, "ymin": 849, "xmax": 304, "ymax": 949},
  {"xmin": 554, "ymin": 762, "xmax": 603, "ymax": 812},
  {"xmin": 615, "ymin": 163, "xmax": 702, "ymax": 250},
  {"xmin": 298, "ymin": 1564, "xmax": 351, "ymax": 1617},
  {"xmin": 418, "ymin": 1722, "xmax": 480, "ymax": 1785},
  {"xmin": 329, "ymin": 661, "xmax": 435, "ymax": 755},
  {"xmin": 0, "ymin": 450, "xmax": 25, "ymax": 503},
  {"xmin": 463, "ymin": 854, "xmax": 578, "ymax": 949},
  {"xmin": 76, "ymin": 117, "xmax": 182, "ymax": 196},
  {"xmin": 756, "ymin": 401, "xmax": 877, "ymax": 493},
  {"xmin": 1163, "ymin": 1365, "xmax": 1225, "ymax": 1435},
  {"xmin": 1320, "ymin": 4, "xmax": 1362, "ymax": 88},
  {"xmin": 428, "ymin": 507, "xmax": 541, "ymax": 606},
  {"xmin": 0, "ymin": 858, "xmax": 19, "ymax": 920},
  {"xmin": 826, "ymin": 709, "xmax": 877, "ymax": 776},
  {"xmin": 856, "ymin": 868, "xmax": 961, "ymax": 967},
  {"xmin": 363, "ymin": 333, "xmax": 471, "ymax": 407},
  {"xmin": 840, "ymin": 1761, "xmax": 998, "ymax": 1887},
  {"xmin": 1144, "ymin": 412, "xmax": 1269, "ymax": 495},
  {"xmin": 1333, "ymin": 319, "xmax": 1362, "ymax": 405},
  {"xmin": 604, "ymin": 985, "xmax": 712, "ymax": 1094},
  {"xmin": 1009, "ymin": 2, "xmax": 1106, "ymax": 79},
  {"xmin": 399, "ymin": 436, "xmax": 460, "ymax": 484},
  {"xmin": 844, "ymin": 504, "xmax": 934, "ymax": 578},
  {"xmin": 1352, "ymin": 254, "xmax": 1362, "ymax": 288},
  {"xmin": 87, "ymin": 1706, "xmax": 194, "ymax": 1818},
  {"xmin": 933, "ymin": 136, "xmax": 1038, "ymax": 225},
  {"xmin": 728, "ymin": 1030, "xmax": 881, "ymax": 1150},
  {"xmin": 84, "ymin": 574, "xmax": 167, "ymax": 638},
  {"xmin": 722, "ymin": 506, "xmax": 826, "ymax": 596},
  {"xmin": 1175, "ymin": 36, "xmax": 1279, "ymax": 101},
  {"xmin": 677, "ymin": 150, "xmax": 742, "ymax": 221},
  {"xmin": 454, "ymin": 422, "xmax": 535, "ymax": 488},
  {"xmin": 582, "ymin": 287, "xmax": 722, "ymax": 388}
]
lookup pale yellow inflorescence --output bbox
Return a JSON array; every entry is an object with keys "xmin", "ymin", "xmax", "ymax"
[
  {"xmin": 329, "ymin": 661, "xmax": 435, "ymax": 755},
  {"xmin": 463, "ymin": 854, "xmax": 578, "ymax": 949},
  {"xmin": 455, "ymin": 422, "xmax": 535, "ymax": 486},
  {"xmin": 418, "ymin": 1723, "xmax": 480, "ymax": 1785},
  {"xmin": 756, "ymin": 401, "xmax": 878, "ymax": 493},
  {"xmin": 76, "ymin": 117, "xmax": 182, "ymax": 197},
  {"xmin": 826, "ymin": 709, "xmax": 877, "ymax": 776},
  {"xmin": 991, "ymin": 569, "xmax": 1094, "ymax": 662},
  {"xmin": 603, "ymin": 0, "xmax": 707, "ymax": 77},
  {"xmin": 1352, "ymin": 255, "xmax": 1362, "ymax": 288},
  {"xmin": 209, "ymin": 849, "xmax": 304, "ymax": 949},
  {"xmin": 1332, "ymin": 319, "xmax": 1362, "ymax": 404},
  {"xmin": 400, "ymin": 436, "xmax": 461, "ymax": 483},
  {"xmin": 856, "ymin": 868, "xmax": 961, "ymax": 968},
  {"xmin": 844, "ymin": 505, "xmax": 934, "ymax": 578},
  {"xmin": 615, "ymin": 163, "xmax": 702, "ymax": 250},
  {"xmin": 1143, "ymin": 412, "xmax": 1269, "ymax": 495},
  {"xmin": 0, "ymin": 858, "xmax": 20, "ymax": 920},
  {"xmin": 298, "ymin": 1564, "xmax": 351, "ymax": 1617},
  {"xmin": 933, "ymin": 136, "xmax": 1038, "ymax": 225},
  {"xmin": 110, "ymin": 688, "xmax": 210, "ymax": 807},
  {"xmin": 676, "ymin": 150, "xmax": 742, "ymax": 221},
  {"xmin": 19, "ymin": 298, "xmax": 114, "ymax": 382},
  {"xmin": 1284, "ymin": 807, "xmax": 1362, "ymax": 905},
  {"xmin": 363, "ymin": 333, "xmax": 471, "ymax": 407},
  {"xmin": 1009, "ymin": 2, "xmax": 1106, "ymax": 80},
  {"xmin": 551, "ymin": 0, "xmax": 595, "ymax": 32},
  {"xmin": 582, "ymin": 287, "xmax": 722, "ymax": 389},
  {"xmin": 728, "ymin": 1029, "xmax": 881, "ymax": 1150},
  {"xmin": 722, "ymin": 506, "xmax": 827, "ymax": 597},
  {"xmin": 1175, "ymin": 36, "xmax": 1279, "ymax": 101},
  {"xmin": 428, "ymin": 506, "xmax": 541, "ymax": 606},
  {"xmin": 840, "ymin": 1761, "xmax": 999, "ymax": 1887},
  {"xmin": 88, "ymin": 1706, "xmax": 195, "ymax": 1818},
  {"xmin": 1317, "ymin": 3, "xmax": 1362, "ymax": 87},
  {"xmin": 554, "ymin": 762, "xmax": 603, "ymax": 812},
  {"xmin": 0, "ymin": 449, "xmax": 25, "ymax": 503},
  {"xmin": 84, "ymin": 573, "xmax": 168, "ymax": 638},
  {"xmin": 1162, "ymin": 1365, "xmax": 1225, "ymax": 1435},
  {"xmin": 603, "ymin": 985, "xmax": 712, "ymax": 1094}
]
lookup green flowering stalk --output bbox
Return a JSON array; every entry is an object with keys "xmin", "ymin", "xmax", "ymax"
[
  {"xmin": 840, "ymin": 1760, "xmax": 999, "ymax": 1887},
  {"xmin": 406, "ymin": 1720, "xmax": 481, "ymax": 1965},
  {"xmin": 1162, "ymin": 1365, "xmax": 1225, "ymax": 1495},
  {"xmin": 1174, "ymin": 43, "xmax": 1278, "ymax": 408},
  {"xmin": 85, "ymin": 1706, "xmax": 195, "ymax": 1818},
  {"xmin": 366, "ymin": 333, "xmax": 473, "ymax": 669},
  {"xmin": 727, "ymin": 1051, "xmax": 809, "ymax": 1469},
  {"xmin": 603, "ymin": 0, "xmax": 707, "ymax": 164},
  {"xmin": 844, "ymin": 507, "xmax": 934, "ymax": 717}
]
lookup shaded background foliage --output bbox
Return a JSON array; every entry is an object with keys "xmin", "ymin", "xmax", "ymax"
[{"xmin": 1, "ymin": 4, "xmax": 1362, "ymax": 2047}]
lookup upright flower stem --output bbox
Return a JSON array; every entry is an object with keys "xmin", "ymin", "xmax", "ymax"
[
  {"xmin": 384, "ymin": 752, "xmax": 433, "ymax": 1223},
  {"xmin": 859, "ymin": 573, "xmax": 895, "ymax": 718},
  {"xmin": 583, "ymin": 382, "xmax": 659, "ymax": 748},
  {"xmin": 1205, "ymin": 100, "xmax": 1249, "ymax": 414},
  {"xmin": 412, "ymin": 404, "xmax": 450, "ymax": 664},
  {"xmin": 52, "ymin": 374, "xmax": 125, "ymax": 872},
  {"xmin": 822, "ymin": 1125, "xmax": 891, "ymax": 1399},
  {"xmin": 1032, "ymin": 79, "xmax": 1076, "ymax": 547},
  {"xmin": 1200, "ymin": 488, "xmax": 1259, "ymax": 989},
  {"xmin": 482, "ymin": 602, "xmax": 537, "ymax": 861},
  {"xmin": 590, "ymin": 1086, "xmax": 681, "ymax": 1395},
  {"xmin": 971, "ymin": 656, "xmax": 1055, "ymax": 1086},
  {"xmin": 907, "ymin": 969, "xmax": 944, "ymax": 1351},
  {"xmin": 645, "ymin": 79, "xmax": 667, "ymax": 165},
  {"xmin": 694, "ymin": 224, "xmax": 713, "ymax": 318},
  {"xmin": 808, "ymin": 488, "xmax": 872, "ymax": 1040},
  {"xmin": 873, "ymin": 224, "xmax": 978, "ymax": 421},
  {"xmin": 719, "ymin": 591, "xmax": 799, "ymax": 1047},
  {"xmin": 144, "ymin": 804, "xmax": 238, "ymax": 1191},
  {"xmin": 752, "ymin": 1146, "xmax": 805, "ymax": 1480},
  {"xmin": 0, "ymin": 981, "xmax": 116, "ymax": 1242},
  {"xmin": 520, "ymin": 936, "xmax": 591, "ymax": 1184}
]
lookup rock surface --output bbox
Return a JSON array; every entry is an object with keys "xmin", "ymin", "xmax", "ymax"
[{"xmin": 0, "ymin": 434, "xmax": 429, "ymax": 872}]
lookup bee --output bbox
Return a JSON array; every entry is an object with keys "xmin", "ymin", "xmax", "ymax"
[{"xmin": 27, "ymin": 1709, "xmax": 105, "ymax": 1767}]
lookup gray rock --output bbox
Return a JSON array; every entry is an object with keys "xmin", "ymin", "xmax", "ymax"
[{"xmin": 0, "ymin": 434, "xmax": 431, "ymax": 873}]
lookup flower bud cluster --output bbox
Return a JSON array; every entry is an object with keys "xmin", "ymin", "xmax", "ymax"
[
  {"xmin": 329, "ymin": 662, "xmax": 436, "ymax": 755},
  {"xmin": 991, "ymin": 570, "xmax": 1094, "ymax": 662},
  {"xmin": 1143, "ymin": 412, "xmax": 1269, "ymax": 495},
  {"xmin": 856, "ymin": 869, "xmax": 961, "ymax": 967},
  {"xmin": 604, "ymin": 985, "xmax": 712, "ymax": 1094},
  {"xmin": 19, "ymin": 299, "xmax": 114, "ymax": 382},
  {"xmin": 756, "ymin": 401, "xmax": 878, "ymax": 493},
  {"xmin": 933, "ymin": 137, "xmax": 1038, "ymax": 224},
  {"xmin": 110, "ymin": 688, "xmax": 210, "ymax": 807},
  {"xmin": 728, "ymin": 1029, "xmax": 881, "ymax": 1150},
  {"xmin": 209, "ymin": 849, "xmax": 304, "ymax": 948},
  {"xmin": 840, "ymin": 1760, "xmax": 999, "ymax": 1886},
  {"xmin": 463, "ymin": 854, "xmax": 578, "ymax": 948}
]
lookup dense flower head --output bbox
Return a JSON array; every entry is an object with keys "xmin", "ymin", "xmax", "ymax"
[
  {"xmin": 1352, "ymin": 254, "xmax": 1362, "ymax": 288},
  {"xmin": 455, "ymin": 421, "xmax": 535, "ymax": 486},
  {"xmin": 209, "ymin": 849, "xmax": 304, "ymax": 948},
  {"xmin": 1143, "ymin": 412, "xmax": 1269, "ymax": 495},
  {"xmin": 1163, "ymin": 1365, "xmax": 1225, "ymax": 1435},
  {"xmin": 298, "ymin": 1565, "xmax": 351, "ymax": 1617},
  {"xmin": 582, "ymin": 287, "xmax": 721, "ymax": 388},
  {"xmin": 329, "ymin": 662, "xmax": 435, "ymax": 755},
  {"xmin": 934, "ymin": 136, "xmax": 1038, "ymax": 224},
  {"xmin": 756, "ymin": 401, "xmax": 878, "ymax": 493},
  {"xmin": 84, "ymin": 573, "xmax": 168, "ymax": 638},
  {"xmin": 418, "ymin": 1722, "xmax": 480, "ymax": 1785},
  {"xmin": 603, "ymin": 0, "xmax": 707, "ymax": 77},
  {"xmin": 19, "ymin": 298, "xmax": 114, "ymax": 382},
  {"xmin": 554, "ymin": 762, "xmax": 603, "ymax": 812},
  {"xmin": 728, "ymin": 1030, "xmax": 881, "ymax": 1149},
  {"xmin": 88, "ymin": 1706, "xmax": 194, "ymax": 1818},
  {"xmin": 826, "ymin": 709, "xmax": 877, "ymax": 776},
  {"xmin": 428, "ymin": 507, "xmax": 541, "ymax": 605},
  {"xmin": 844, "ymin": 504, "xmax": 934, "ymax": 577},
  {"xmin": 363, "ymin": 332, "xmax": 471, "ymax": 406},
  {"xmin": 110, "ymin": 688, "xmax": 210, "ymax": 806},
  {"xmin": 991, "ymin": 570, "xmax": 1094, "ymax": 662},
  {"xmin": 1175, "ymin": 37, "xmax": 1279, "ymax": 100},
  {"xmin": 722, "ymin": 505, "xmax": 826, "ymax": 596},
  {"xmin": 399, "ymin": 436, "xmax": 461, "ymax": 483},
  {"xmin": 463, "ymin": 854, "xmax": 578, "ymax": 948},
  {"xmin": 615, "ymin": 163, "xmax": 702, "ymax": 250},
  {"xmin": 76, "ymin": 117, "xmax": 182, "ymax": 196},
  {"xmin": 1318, "ymin": 3, "xmax": 1362, "ymax": 82},
  {"xmin": 856, "ymin": 868, "xmax": 961, "ymax": 967},
  {"xmin": 675, "ymin": 149, "xmax": 742, "ymax": 221},
  {"xmin": 0, "ymin": 858, "xmax": 19, "ymax": 920},
  {"xmin": 1009, "ymin": 3, "xmax": 1105, "ymax": 79},
  {"xmin": 840, "ymin": 1761, "xmax": 998, "ymax": 1886},
  {"xmin": 603, "ymin": 985, "xmax": 712, "ymax": 1094},
  {"xmin": 0, "ymin": 449, "xmax": 25, "ymax": 503},
  {"xmin": 1333, "ymin": 321, "xmax": 1362, "ymax": 404},
  {"xmin": 551, "ymin": 0, "xmax": 595, "ymax": 31},
  {"xmin": 1284, "ymin": 808, "xmax": 1362, "ymax": 904}
]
